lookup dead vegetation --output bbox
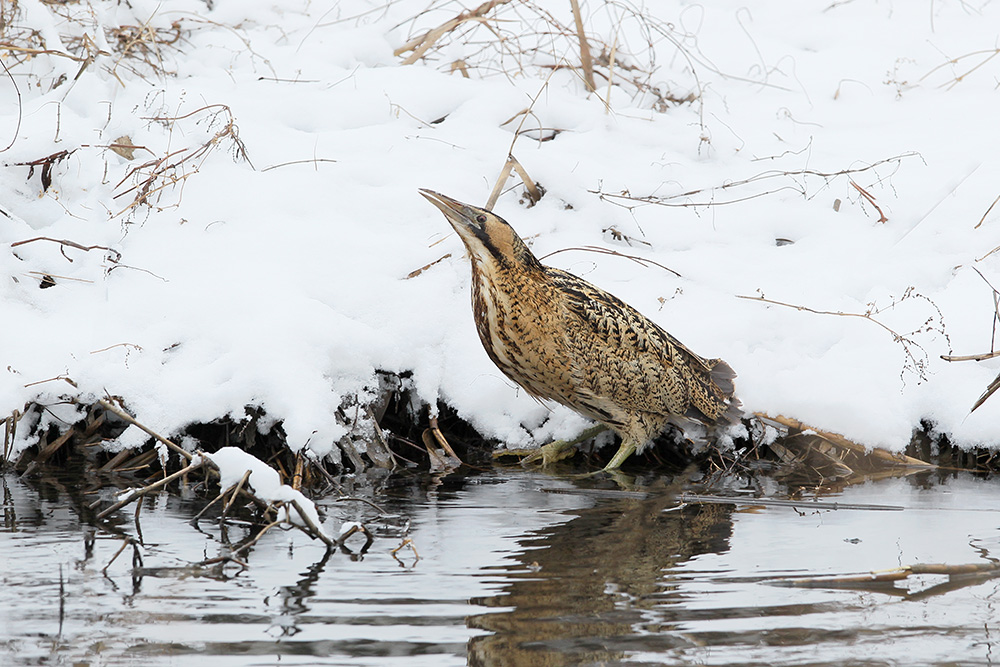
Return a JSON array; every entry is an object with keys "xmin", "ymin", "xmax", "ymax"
[
  {"xmin": 113, "ymin": 103, "xmax": 252, "ymax": 220},
  {"xmin": 0, "ymin": 0, "xmax": 190, "ymax": 87},
  {"xmin": 0, "ymin": 373, "xmax": 491, "ymax": 570},
  {"xmin": 589, "ymin": 152, "xmax": 919, "ymax": 214},
  {"xmin": 393, "ymin": 0, "xmax": 703, "ymax": 113},
  {"xmin": 942, "ymin": 268, "xmax": 1000, "ymax": 412},
  {"xmin": 1, "ymin": 2, "xmax": 253, "ymax": 223}
]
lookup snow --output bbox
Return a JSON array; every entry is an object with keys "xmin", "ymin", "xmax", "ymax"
[
  {"xmin": 2, "ymin": 0, "xmax": 999, "ymax": 460},
  {"xmin": 339, "ymin": 521, "xmax": 364, "ymax": 538},
  {"xmin": 204, "ymin": 446, "xmax": 325, "ymax": 533}
]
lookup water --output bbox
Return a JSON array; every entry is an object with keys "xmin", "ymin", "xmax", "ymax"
[{"xmin": 2, "ymin": 467, "xmax": 999, "ymax": 666}]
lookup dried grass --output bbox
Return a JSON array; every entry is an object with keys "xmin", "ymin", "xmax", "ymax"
[
  {"xmin": 394, "ymin": 0, "xmax": 703, "ymax": 113},
  {"xmin": 113, "ymin": 104, "xmax": 252, "ymax": 220},
  {"xmin": 1, "ymin": 1, "xmax": 190, "ymax": 87}
]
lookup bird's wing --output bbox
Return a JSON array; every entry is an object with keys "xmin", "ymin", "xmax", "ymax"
[{"xmin": 550, "ymin": 268, "xmax": 738, "ymax": 423}]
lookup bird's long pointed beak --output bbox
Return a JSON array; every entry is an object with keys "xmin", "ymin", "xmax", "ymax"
[{"xmin": 419, "ymin": 189, "xmax": 476, "ymax": 230}]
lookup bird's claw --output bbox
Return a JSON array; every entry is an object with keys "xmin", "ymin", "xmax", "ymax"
[{"xmin": 494, "ymin": 440, "xmax": 578, "ymax": 467}]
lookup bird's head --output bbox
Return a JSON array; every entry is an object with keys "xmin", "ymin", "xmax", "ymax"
[{"xmin": 420, "ymin": 189, "xmax": 540, "ymax": 271}]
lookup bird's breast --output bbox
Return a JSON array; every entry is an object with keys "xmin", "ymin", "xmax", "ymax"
[{"xmin": 470, "ymin": 264, "xmax": 573, "ymax": 401}]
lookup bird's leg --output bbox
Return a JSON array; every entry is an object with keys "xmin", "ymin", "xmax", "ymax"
[
  {"xmin": 494, "ymin": 424, "xmax": 608, "ymax": 467},
  {"xmin": 602, "ymin": 437, "xmax": 638, "ymax": 472}
]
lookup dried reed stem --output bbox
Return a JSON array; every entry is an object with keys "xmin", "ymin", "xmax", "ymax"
[
  {"xmin": 98, "ymin": 398, "xmax": 192, "ymax": 462},
  {"xmin": 395, "ymin": 0, "xmax": 511, "ymax": 65},
  {"xmin": 568, "ymin": 0, "xmax": 596, "ymax": 92}
]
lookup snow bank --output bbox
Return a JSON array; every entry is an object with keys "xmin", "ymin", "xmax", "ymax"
[{"xmin": 2, "ymin": 0, "xmax": 999, "ymax": 460}]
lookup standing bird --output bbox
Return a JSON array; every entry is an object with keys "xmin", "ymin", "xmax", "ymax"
[{"xmin": 420, "ymin": 189, "xmax": 741, "ymax": 471}]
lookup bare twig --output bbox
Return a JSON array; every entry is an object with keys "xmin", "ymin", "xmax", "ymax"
[
  {"xmin": 405, "ymin": 253, "xmax": 452, "ymax": 280},
  {"xmin": 222, "ymin": 470, "xmax": 252, "ymax": 519},
  {"xmin": 288, "ymin": 499, "xmax": 335, "ymax": 547},
  {"xmin": 737, "ymin": 289, "xmax": 949, "ymax": 383},
  {"xmin": 96, "ymin": 457, "xmax": 204, "ymax": 520},
  {"xmin": 394, "ymin": 0, "xmax": 512, "ymax": 65},
  {"xmin": 0, "ymin": 56, "xmax": 20, "ymax": 154},
  {"xmin": 975, "ymin": 193, "xmax": 1000, "ymax": 230},
  {"xmin": 427, "ymin": 416, "xmax": 461, "ymax": 461},
  {"xmin": 487, "ymin": 154, "xmax": 542, "ymax": 211},
  {"xmin": 337, "ymin": 522, "xmax": 374, "ymax": 549},
  {"xmin": 850, "ymin": 180, "xmax": 889, "ymax": 223},
  {"xmin": 113, "ymin": 104, "xmax": 251, "ymax": 218},
  {"xmin": 261, "ymin": 158, "xmax": 338, "ymax": 172},
  {"xmin": 391, "ymin": 537, "xmax": 420, "ymax": 565},
  {"xmin": 591, "ymin": 153, "xmax": 918, "ymax": 210},
  {"xmin": 941, "ymin": 351, "xmax": 1000, "ymax": 362},
  {"xmin": 11, "ymin": 236, "xmax": 122, "ymax": 262},
  {"xmin": 12, "ymin": 150, "xmax": 78, "ymax": 192},
  {"xmin": 102, "ymin": 537, "xmax": 139, "ymax": 574},
  {"xmin": 539, "ymin": 245, "xmax": 681, "ymax": 277},
  {"xmin": 509, "ymin": 155, "xmax": 542, "ymax": 205},
  {"xmin": 230, "ymin": 519, "xmax": 282, "ymax": 559},
  {"xmin": 971, "ymin": 374, "xmax": 1000, "ymax": 413},
  {"xmin": 920, "ymin": 48, "xmax": 1000, "ymax": 90}
]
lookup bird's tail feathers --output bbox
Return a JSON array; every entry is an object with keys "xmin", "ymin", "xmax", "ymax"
[{"xmin": 707, "ymin": 358, "xmax": 743, "ymax": 425}]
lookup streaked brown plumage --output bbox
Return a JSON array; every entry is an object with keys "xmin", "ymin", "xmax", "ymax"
[{"xmin": 421, "ymin": 189, "xmax": 741, "ymax": 470}]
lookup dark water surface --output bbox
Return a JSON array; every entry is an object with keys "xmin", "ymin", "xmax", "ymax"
[{"xmin": 2, "ymin": 467, "xmax": 999, "ymax": 666}]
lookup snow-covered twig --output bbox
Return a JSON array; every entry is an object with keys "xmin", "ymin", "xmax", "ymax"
[{"xmin": 98, "ymin": 398, "xmax": 192, "ymax": 462}]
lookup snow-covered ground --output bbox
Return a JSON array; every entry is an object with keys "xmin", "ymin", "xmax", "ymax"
[{"xmin": 2, "ymin": 0, "xmax": 999, "ymax": 462}]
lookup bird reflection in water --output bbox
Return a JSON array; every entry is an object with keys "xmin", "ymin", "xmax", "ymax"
[{"xmin": 466, "ymin": 482, "xmax": 734, "ymax": 665}]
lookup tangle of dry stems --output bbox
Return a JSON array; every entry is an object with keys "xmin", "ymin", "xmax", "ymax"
[
  {"xmin": 113, "ymin": 104, "xmax": 252, "ymax": 219},
  {"xmin": 393, "ymin": 0, "xmax": 703, "ymax": 114}
]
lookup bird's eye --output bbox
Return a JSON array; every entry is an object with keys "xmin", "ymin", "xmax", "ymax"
[{"xmin": 475, "ymin": 214, "xmax": 487, "ymax": 224}]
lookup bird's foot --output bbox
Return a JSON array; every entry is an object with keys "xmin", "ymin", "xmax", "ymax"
[
  {"xmin": 494, "ymin": 439, "xmax": 578, "ymax": 467},
  {"xmin": 493, "ymin": 424, "xmax": 609, "ymax": 468}
]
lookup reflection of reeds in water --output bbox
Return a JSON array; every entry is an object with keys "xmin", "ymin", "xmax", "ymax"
[{"xmin": 467, "ymin": 484, "xmax": 734, "ymax": 666}]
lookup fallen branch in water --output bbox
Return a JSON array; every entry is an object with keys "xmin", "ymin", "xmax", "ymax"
[
  {"xmin": 678, "ymin": 493, "xmax": 904, "ymax": 512},
  {"xmin": 770, "ymin": 560, "xmax": 1000, "ymax": 599},
  {"xmin": 96, "ymin": 457, "xmax": 205, "ymax": 520}
]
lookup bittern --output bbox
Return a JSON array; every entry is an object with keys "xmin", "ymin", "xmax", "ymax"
[{"xmin": 421, "ymin": 189, "xmax": 742, "ymax": 471}]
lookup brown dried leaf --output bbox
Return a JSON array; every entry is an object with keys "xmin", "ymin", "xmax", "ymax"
[{"xmin": 110, "ymin": 135, "xmax": 137, "ymax": 161}]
